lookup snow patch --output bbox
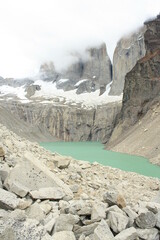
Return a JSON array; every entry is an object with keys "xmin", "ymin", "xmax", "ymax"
[
  {"xmin": 74, "ymin": 79, "xmax": 88, "ymax": 87},
  {"xmin": 57, "ymin": 79, "xmax": 69, "ymax": 84}
]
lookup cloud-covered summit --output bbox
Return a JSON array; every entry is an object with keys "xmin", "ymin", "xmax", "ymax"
[{"xmin": 0, "ymin": 0, "xmax": 159, "ymax": 78}]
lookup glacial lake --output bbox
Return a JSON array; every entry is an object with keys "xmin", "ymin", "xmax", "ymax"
[{"xmin": 40, "ymin": 142, "xmax": 160, "ymax": 179}]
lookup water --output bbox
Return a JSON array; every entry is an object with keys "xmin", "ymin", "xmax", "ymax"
[{"xmin": 40, "ymin": 141, "xmax": 160, "ymax": 179}]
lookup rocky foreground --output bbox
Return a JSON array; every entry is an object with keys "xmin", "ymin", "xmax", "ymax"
[{"xmin": 0, "ymin": 123, "xmax": 160, "ymax": 239}]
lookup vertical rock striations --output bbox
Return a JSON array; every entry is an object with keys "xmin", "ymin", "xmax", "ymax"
[
  {"xmin": 39, "ymin": 43, "xmax": 112, "ymax": 94},
  {"xmin": 107, "ymin": 15, "xmax": 160, "ymax": 159},
  {"xmin": 109, "ymin": 27, "xmax": 146, "ymax": 96}
]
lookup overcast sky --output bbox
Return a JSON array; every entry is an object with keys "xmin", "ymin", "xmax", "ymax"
[{"xmin": 0, "ymin": 0, "xmax": 159, "ymax": 78}]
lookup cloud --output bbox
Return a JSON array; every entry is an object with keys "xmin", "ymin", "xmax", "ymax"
[{"xmin": 0, "ymin": 0, "xmax": 159, "ymax": 78}]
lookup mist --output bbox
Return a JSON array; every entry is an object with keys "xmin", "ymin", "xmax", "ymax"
[{"xmin": 0, "ymin": 0, "xmax": 159, "ymax": 78}]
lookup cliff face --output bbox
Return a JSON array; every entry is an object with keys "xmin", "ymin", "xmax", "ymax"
[
  {"xmin": 107, "ymin": 15, "xmax": 160, "ymax": 162},
  {"xmin": 109, "ymin": 27, "xmax": 146, "ymax": 96},
  {"xmin": 39, "ymin": 43, "xmax": 112, "ymax": 95},
  {"xmin": 2, "ymin": 100, "xmax": 121, "ymax": 143}
]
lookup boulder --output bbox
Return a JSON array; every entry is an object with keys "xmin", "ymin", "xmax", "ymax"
[
  {"xmin": 91, "ymin": 202, "xmax": 107, "ymax": 221},
  {"xmin": 30, "ymin": 187, "xmax": 65, "ymax": 200},
  {"xmin": 135, "ymin": 211, "xmax": 157, "ymax": 229},
  {"xmin": 54, "ymin": 157, "xmax": 71, "ymax": 169},
  {"xmin": 26, "ymin": 202, "xmax": 46, "ymax": 222},
  {"xmin": 52, "ymin": 231, "xmax": 76, "ymax": 240},
  {"xmin": 114, "ymin": 227, "xmax": 138, "ymax": 240},
  {"xmin": 123, "ymin": 206, "xmax": 138, "ymax": 226},
  {"xmin": 93, "ymin": 219, "xmax": 114, "ymax": 240},
  {"xmin": 0, "ymin": 188, "xmax": 19, "ymax": 210},
  {"xmin": 103, "ymin": 190, "xmax": 126, "ymax": 208},
  {"xmin": 74, "ymin": 222, "xmax": 98, "ymax": 239},
  {"xmin": 108, "ymin": 211, "xmax": 129, "ymax": 233},
  {"xmin": 8, "ymin": 181, "xmax": 29, "ymax": 197},
  {"xmin": 54, "ymin": 214, "xmax": 79, "ymax": 232},
  {"xmin": 4, "ymin": 152, "xmax": 73, "ymax": 198},
  {"xmin": 136, "ymin": 228, "xmax": 159, "ymax": 240}
]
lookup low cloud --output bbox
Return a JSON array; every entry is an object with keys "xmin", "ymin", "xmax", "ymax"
[{"xmin": 0, "ymin": 0, "xmax": 159, "ymax": 78}]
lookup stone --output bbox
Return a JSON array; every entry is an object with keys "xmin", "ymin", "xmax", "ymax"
[
  {"xmin": 74, "ymin": 222, "xmax": 99, "ymax": 239},
  {"xmin": 156, "ymin": 210, "xmax": 160, "ymax": 228},
  {"xmin": 39, "ymin": 201, "xmax": 52, "ymax": 215},
  {"xmin": 136, "ymin": 228, "xmax": 159, "ymax": 240},
  {"xmin": 93, "ymin": 219, "xmax": 114, "ymax": 240},
  {"xmin": 8, "ymin": 181, "xmax": 29, "ymax": 197},
  {"xmin": 91, "ymin": 202, "xmax": 107, "ymax": 221},
  {"xmin": 0, "ymin": 188, "xmax": 19, "ymax": 210},
  {"xmin": 41, "ymin": 233, "xmax": 52, "ymax": 240},
  {"xmin": 54, "ymin": 214, "xmax": 79, "ymax": 232},
  {"xmin": 78, "ymin": 207, "xmax": 92, "ymax": 216},
  {"xmin": 54, "ymin": 157, "xmax": 71, "ymax": 169},
  {"xmin": 146, "ymin": 202, "xmax": 160, "ymax": 214},
  {"xmin": 70, "ymin": 184, "xmax": 79, "ymax": 193},
  {"xmin": 106, "ymin": 205, "xmax": 125, "ymax": 215},
  {"xmin": 52, "ymin": 231, "xmax": 76, "ymax": 240},
  {"xmin": 114, "ymin": 227, "xmax": 138, "ymax": 240},
  {"xmin": 26, "ymin": 202, "xmax": 46, "ymax": 222},
  {"xmin": 0, "ymin": 163, "xmax": 10, "ymax": 182},
  {"xmin": 135, "ymin": 211, "xmax": 157, "ymax": 229},
  {"xmin": 4, "ymin": 152, "xmax": 73, "ymax": 198},
  {"xmin": 103, "ymin": 190, "xmax": 126, "ymax": 208},
  {"xmin": 123, "ymin": 206, "xmax": 138, "ymax": 226},
  {"xmin": 108, "ymin": 211, "xmax": 129, "ymax": 233},
  {"xmin": 17, "ymin": 198, "xmax": 33, "ymax": 210},
  {"xmin": 0, "ymin": 217, "xmax": 46, "ymax": 240},
  {"xmin": 44, "ymin": 218, "xmax": 55, "ymax": 234},
  {"xmin": 30, "ymin": 187, "xmax": 65, "ymax": 200}
]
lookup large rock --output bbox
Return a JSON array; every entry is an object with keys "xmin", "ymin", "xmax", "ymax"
[
  {"xmin": 135, "ymin": 211, "xmax": 157, "ymax": 229},
  {"xmin": 0, "ymin": 210, "xmax": 47, "ymax": 240},
  {"xmin": 0, "ymin": 188, "xmax": 19, "ymax": 210},
  {"xmin": 136, "ymin": 228, "xmax": 159, "ymax": 240},
  {"xmin": 108, "ymin": 211, "xmax": 129, "ymax": 233},
  {"xmin": 93, "ymin": 219, "xmax": 114, "ymax": 240},
  {"xmin": 26, "ymin": 202, "xmax": 46, "ymax": 222},
  {"xmin": 52, "ymin": 231, "xmax": 76, "ymax": 240},
  {"xmin": 91, "ymin": 202, "xmax": 107, "ymax": 221},
  {"xmin": 114, "ymin": 227, "xmax": 138, "ymax": 240},
  {"xmin": 109, "ymin": 26, "xmax": 146, "ymax": 95},
  {"xmin": 103, "ymin": 190, "xmax": 126, "ymax": 208},
  {"xmin": 54, "ymin": 214, "xmax": 79, "ymax": 232},
  {"xmin": 30, "ymin": 187, "xmax": 65, "ymax": 200},
  {"xmin": 4, "ymin": 152, "xmax": 73, "ymax": 198},
  {"xmin": 74, "ymin": 222, "xmax": 98, "ymax": 239}
]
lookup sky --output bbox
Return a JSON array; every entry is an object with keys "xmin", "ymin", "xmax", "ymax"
[{"xmin": 0, "ymin": 0, "xmax": 159, "ymax": 78}]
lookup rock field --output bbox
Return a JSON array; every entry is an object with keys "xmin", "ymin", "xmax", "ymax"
[{"xmin": 0, "ymin": 123, "xmax": 160, "ymax": 239}]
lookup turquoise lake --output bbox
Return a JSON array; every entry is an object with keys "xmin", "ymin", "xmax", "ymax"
[{"xmin": 40, "ymin": 141, "xmax": 160, "ymax": 179}]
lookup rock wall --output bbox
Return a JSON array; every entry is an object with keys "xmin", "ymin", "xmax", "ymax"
[
  {"xmin": 109, "ymin": 27, "xmax": 146, "ymax": 96},
  {"xmin": 107, "ymin": 15, "xmax": 160, "ymax": 162},
  {"xmin": 3, "ymin": 100, "xmax": 121, "ymax": 143}
]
